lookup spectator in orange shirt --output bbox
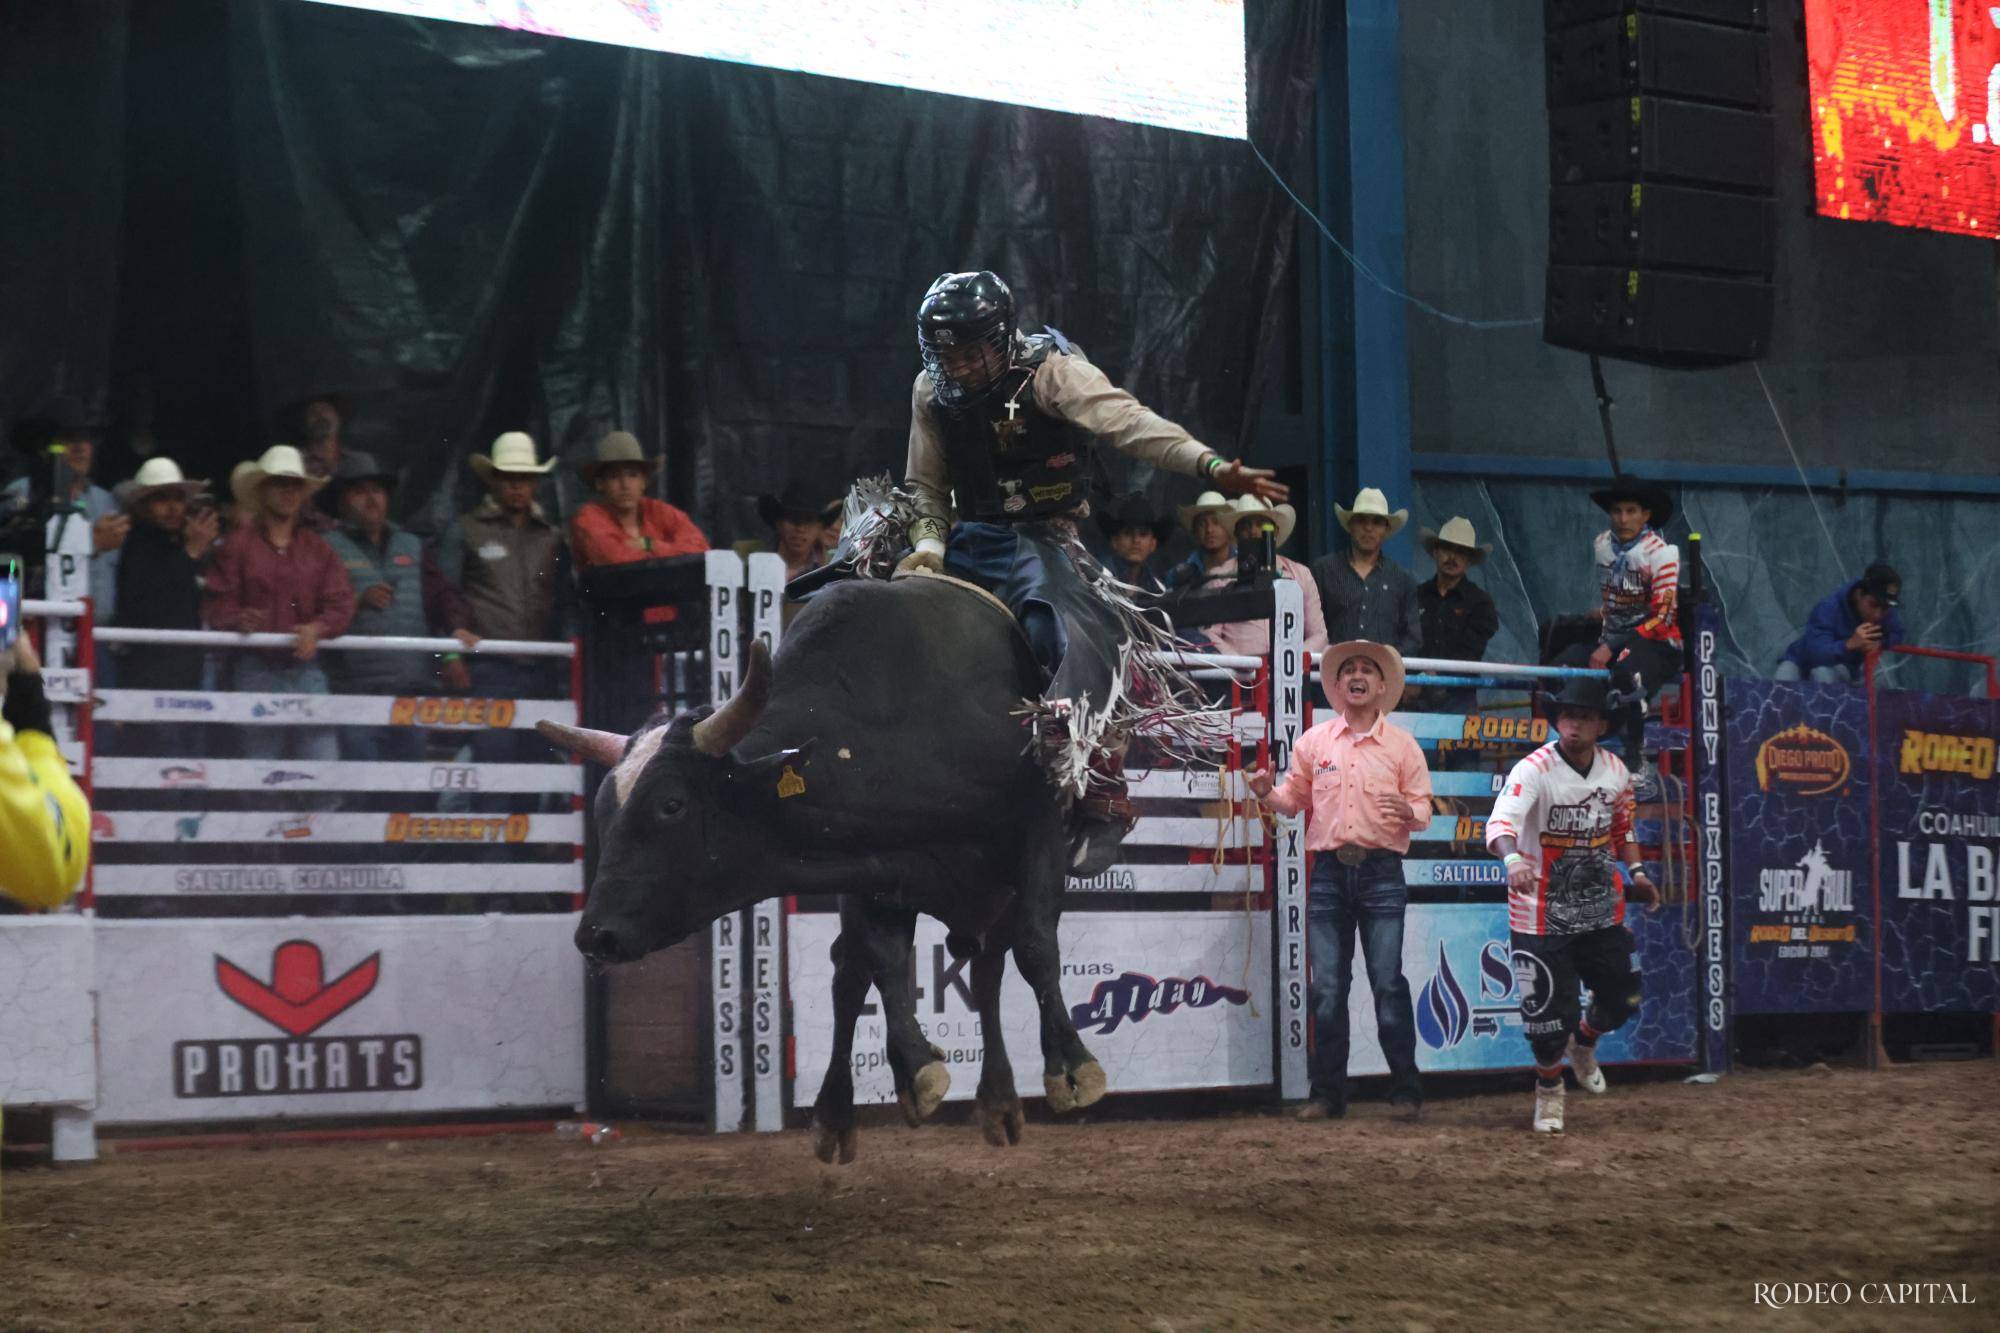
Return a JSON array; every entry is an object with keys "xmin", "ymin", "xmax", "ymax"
[{"xmin": 569, "ymin": 431, "xmax": 708, "ymax": 566}]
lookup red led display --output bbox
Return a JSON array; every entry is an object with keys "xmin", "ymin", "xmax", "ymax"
[{"xmin": 1807, "ymin": 0, "xmax": 2000, "ymax": 240}]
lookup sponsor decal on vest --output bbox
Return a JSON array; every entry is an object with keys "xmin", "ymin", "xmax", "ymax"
[{"xmin": 1028, "ymin": 482, "xmax": 1072, "ymax": 504}]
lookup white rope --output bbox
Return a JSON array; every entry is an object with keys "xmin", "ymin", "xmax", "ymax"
[{"xmin": 1752, "ymin": 361, "xmax": 1848, "ymax": 581}]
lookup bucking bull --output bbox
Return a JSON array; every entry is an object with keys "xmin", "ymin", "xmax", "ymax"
[{"xmin": 539, "ymin": 573, "xmax": 1118, "ymax": 1163}]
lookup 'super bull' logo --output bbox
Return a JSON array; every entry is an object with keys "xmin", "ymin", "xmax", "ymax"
[
  {"xmin": 175, "ymin": 940, "xmax": 422, "ymax": 1099},
  {"xmin": 1069, "ymin": 971, "xmax": 1249, "ymax": 1036}
]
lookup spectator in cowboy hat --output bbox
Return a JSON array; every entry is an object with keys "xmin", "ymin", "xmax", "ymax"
[
  {"xmin": 1161, "ymin": 490, "xmax": 1238, "ymax": 591},
  {"xmin": 739, "ymin": 481, "xmax": 836, "ymax": 583},
  {"xmin": 1311, "ymin": 488, "xmax": 1422, "ymax": 657},
  {"xmin": 1177, "ymin": 495, "xmax": 1328, "ymax": 658},
  {"xmin": 570, "ymin": 431, "xmax": 708, "ymax": 625},
  {"xmin": 571, "ymin": 431, "xmax": 707, "ymax": 566},
  {"xmin": 1246, "ymin": 639, "xmax": 1431, "ymax": 1121},
  {"xmin": 1415, "ymin": 517, "xmax": 1500, "ymax": 715},
  {"xmin": 1776, "ymin": 561, "xmax": 1904, "ymax": 684},
  {"xmin": 111, "ymin": 458, "xmax": 215, "ymax": 695},
  {"xmin": 322, "ymin": 450, "xmax": 479, "ymax": 712},
  {"xmin": 1093, "ymin": 491, "xmax": 1175, "ymax": 594},
  {"xmin": 438, "ymin": 432, "xmax": 573, "ymax": 774},
  {"xmin": 204, "ymin": 445, "xmax": 355, "ymax": 766}
]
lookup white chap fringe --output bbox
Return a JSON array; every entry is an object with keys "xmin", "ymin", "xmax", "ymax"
[
  {"xmin": 1027, "ymin": 528, "xmax": 1231, "ymax": 799},
  {"xmin": 826, "ymin": 478, "xmax": 1230, "ymax": 800}
]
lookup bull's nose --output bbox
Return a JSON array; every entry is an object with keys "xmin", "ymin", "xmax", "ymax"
[{"xmin": 575, "ymin": 921, "xmax": 624, "ymax": 962}]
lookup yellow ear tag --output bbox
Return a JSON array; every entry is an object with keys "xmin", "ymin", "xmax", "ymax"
[{"xmin": 777, "ymin": 765, "xmax": 806, "ymax": 799}]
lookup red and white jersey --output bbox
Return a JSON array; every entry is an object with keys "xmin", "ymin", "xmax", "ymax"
[
  {"xmin": 1486, "ymin": 742, "xmax": 1634, "ymax": 935},
  {"xmin": 1594, "ymin": 529, "xmax": 1680, "ymax": 643}
]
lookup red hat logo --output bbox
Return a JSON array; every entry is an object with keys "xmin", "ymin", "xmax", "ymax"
[{"xmin": 215, "ymin": 940, "xmax": 381, "ymax": 1038}]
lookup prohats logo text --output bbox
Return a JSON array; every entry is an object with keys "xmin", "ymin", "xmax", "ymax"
[{"xmin": 175, "ymin": 940, "xmax": 422, "ymax": 1099}]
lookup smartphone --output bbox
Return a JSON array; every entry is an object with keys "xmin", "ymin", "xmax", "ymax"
[{"xmin": 0, "ymin": 554, "xmax": 20, "ymax": 652}]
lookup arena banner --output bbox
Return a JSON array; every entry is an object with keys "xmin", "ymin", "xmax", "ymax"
[
  {"xmin": 93, "ymin": 862, "xmax": 580, "ymax": 898},
  {"xmin": 95, "ymin": 915, "xmax": 585, "ymax": 1124},
  {"xmin": 93, "ymin": 689, "xmax": 573, "ymax": 729},
  {"xmin": 746, "ymin": 551, "xmax": 785, "ymax": 1134},
  {"xmin": 1691, "ymin": 605, "xmax": 1732, "ymax": 1072},
  {"xmin": 0, "ymin": 917, "xmax": 97, "ymax": 1107},
  {"xmin": 1342, "ymin": 904, "xmax": 1698, "ymax": 1077},
  {"xmin": 1723, "ymin": 680, "xmax": 1873, "ymax": 1015},
  {"xmin": 705, "ymin": 548, "xmax": 748, "ymax": 1134},
  {"xmin": 94, "ymin": 757, "xmax": 580, "ymax": 794},
  {"xmin": 1270, "ymin": 578, "xmax": 1308, "ymax": 1101},
  {"xmin": 1874, "ymin": 689, "xmax": 2000, "ymax": 1012},
  {"xmin": 787, "ymin": 910, "xmax": 1272, "ymax": 1108},
  {"xmin": 92, "ymin": 811, "xmax": 581, "ymax": 846}
]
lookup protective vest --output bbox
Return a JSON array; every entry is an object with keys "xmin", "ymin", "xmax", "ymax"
[
  {"xmin": 326, "ymin": 525, "xmax": 432, "ymax": 692},
  {"xmin": 937, "ymin": 332, "xmax": 1096, "ymax": 524}
]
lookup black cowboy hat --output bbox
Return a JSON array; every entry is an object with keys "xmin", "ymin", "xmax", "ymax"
[
  {"xmin": 1093, "ymin": 491, "xmax": 1175, "ymax": 543},
  {"xmin": 1589, "ymin": 475, "xmax": 1674, "ymax": 530},
  {"xmin": 1543, "ymin": 675, "xmax": 1614, "ymax": 716},
  {"xmin": 757, "ymin": 481, "xmax": 836, "ymax": 528},
  {"xmin": 316, "ymin": 449, "xmax": 397, "ymax": 513}
]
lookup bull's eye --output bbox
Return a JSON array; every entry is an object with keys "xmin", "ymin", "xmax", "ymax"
[{"xmin": 662, "ymin": 798, "xmax": 686, "ymax": 818}]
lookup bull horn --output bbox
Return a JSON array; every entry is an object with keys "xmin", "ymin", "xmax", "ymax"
[
  {"xmin": 536, "ymin": 720, "xmax": 628, "ymax": 769},
  {"xmin": 692, "ymin": 639, "xmax": 772, "ymax": 757}
]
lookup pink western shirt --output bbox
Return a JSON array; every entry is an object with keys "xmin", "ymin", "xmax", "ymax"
[{"xmin": 1262, "ymin": 710, "xmax": 1433, "ymax": 853}]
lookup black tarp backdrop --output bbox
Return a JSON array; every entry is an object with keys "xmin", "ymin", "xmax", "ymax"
[
  {"xmin": 3, "ymin": 0, "xmax": 1319, "ymax": 549},
  {"xmin": 0, "ymin": 1, "xmax": 129, "ymax": 475}
]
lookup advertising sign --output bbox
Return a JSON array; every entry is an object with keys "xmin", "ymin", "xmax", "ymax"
[
  {"xmin": 0, "ymin": 917, "xmax": 97, "ymax": 1106},
  {"xmin": 1724, "ymin": 680, "xmax": 1873, "ymax": 1015},
  {"xmin": 95, "ymin": 915, "xmax": 585, "ymax": 1123},
  {"xmin": 788, "ymin": 911, "xmax": 1272, "ymax": 1108},
  {"xmin": 1342, "ymin": 903, "xmax": 1698, "ymax": 1076},
  {"xmin": 1875, "ymin": 689, "xmax": 2000, "ymax": 1011}
]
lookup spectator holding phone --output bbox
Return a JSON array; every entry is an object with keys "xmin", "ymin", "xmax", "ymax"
[
  {"xmin": 1775, "ymin": 563, "xmax": 1904, "ymax": 685},
  {"xmin": 0, "ymin": 632, "xmax": 91, "ymax": 911}
]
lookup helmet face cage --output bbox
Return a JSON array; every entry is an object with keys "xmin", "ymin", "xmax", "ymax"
[{"xmin": 917, "ymin": 272, "xmax": 1016, "ymax": 410}]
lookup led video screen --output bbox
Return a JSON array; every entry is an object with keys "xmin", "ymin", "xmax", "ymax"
[
  {"xmin": 299, "ymin": 0, "xmax": 1248, "ymax": 139},
  {"xmin": 1806, "ymin": 0, "xmax": 2000, "ymax": 239}
]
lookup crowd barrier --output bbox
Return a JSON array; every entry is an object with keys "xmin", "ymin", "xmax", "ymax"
[
  {"xmin": 15, "ymin": 551, "xmax": 1986, "ymax": 1147},
  {"xmin": 4, "ymin": 579, "xmax": 590, "ymax": 1158}
]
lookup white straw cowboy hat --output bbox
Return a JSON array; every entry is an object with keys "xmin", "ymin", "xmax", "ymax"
[
  {"xmin": 231, "ymin": 445, "xmax": 327, "ymax": 509},
  {"xmin": 1335, "ymin": 487, "xmax": 1409, "ymax": 537},
  {"xmin": 1321, "ymin": 639, "xmax": 1407, "ymax": 712},
  {"xmin": 470, "ymin": 431, "xmax": 556, "ymax": 480},
  {"xmin": 1177, "ymin": 489, "xmax": 1236, "ymax": 535},
  {"xmin": 1419, "ymin": 516, "xmax": 1493, "ymax": 563},
  {"xmin": 1222, "ymin": 494, "xmax": 1297, "ymax": 549},
  {"xmin": 114, "ymin": 457, "xmax": 210, "ymax": 511},
  {"xmin": 578, "ymin": 430, "xmax": 651, "ymax": 487}
]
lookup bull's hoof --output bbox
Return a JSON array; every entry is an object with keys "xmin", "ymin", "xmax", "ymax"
[
  {"xmin": 910, "ymin": 1061, "xmax": 951, "ymax": 1122},
  {"xmin": 979, "ymin": 1097, "xmax": 1025, "ymax": 1147},
  {"xmin": 1044, "ymin": 1061, "xmax": 1108, "ymax": 1114},
  {"xmin": 813, "ymin": 1123, "xmax": 858, "ymax": 1165}
]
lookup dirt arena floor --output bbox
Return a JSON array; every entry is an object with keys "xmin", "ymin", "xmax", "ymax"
[{"xmin": 6, "ymin": 1062, "xmax": 1995, "ymax": 1330}]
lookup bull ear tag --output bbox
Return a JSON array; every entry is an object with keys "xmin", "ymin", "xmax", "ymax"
[{"xmin": 777, "ymin": 766, "xmax": 806, "ymax": 799}]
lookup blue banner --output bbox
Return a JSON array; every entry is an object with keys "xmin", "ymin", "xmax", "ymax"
[
  {"xmin": 1724, "ymin": 679, "xmax": 1873, "ymax": 1014},
  {"xmin": 1342, "ymin": 904, "xmax": 1697, "ymax": 1075},
  {"xmin": 1874, "ymin": 689, "xmax": 2000, "ymax": 1012}
]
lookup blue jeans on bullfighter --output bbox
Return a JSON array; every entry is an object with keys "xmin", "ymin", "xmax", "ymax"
[{"xmin": 1307, "ymin": 850, "xmax": 1420, "ymax": 1110}]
